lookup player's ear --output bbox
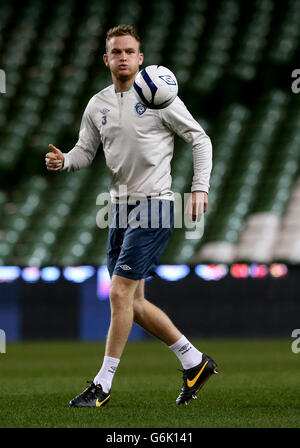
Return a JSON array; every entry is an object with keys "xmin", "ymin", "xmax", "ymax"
[
  {"xmin": 103, "ymin": 54, "xmax": 109, "ymax": 67},
  {"xmin": 138, "ymin": 52, "xmax": 144, "ymax": 66}
]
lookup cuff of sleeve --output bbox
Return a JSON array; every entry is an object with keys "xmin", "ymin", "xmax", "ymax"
[
  {"xmin": 191, "ymin": 184, "xmax": 209, "ymax": 194},
  {"xmin": 60, "ymin": 153, "xmax": 70, "ymax": 172}
]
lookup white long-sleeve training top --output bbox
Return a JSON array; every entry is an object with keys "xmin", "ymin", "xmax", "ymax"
[{"xmin": 62, "ymin": 84, "xmax": 212, "ymax": 203}]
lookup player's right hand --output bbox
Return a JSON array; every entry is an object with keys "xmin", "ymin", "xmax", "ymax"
[{"xmin": 45, "ymin": 144, "xmax": 64, "ymax": 171}]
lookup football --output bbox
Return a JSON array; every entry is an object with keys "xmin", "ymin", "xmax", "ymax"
[{"xmin": 133, "ymin": 65, "xmax": 178, "ymax": 109}]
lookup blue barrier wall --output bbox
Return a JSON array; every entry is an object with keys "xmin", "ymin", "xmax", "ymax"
[
  {"xmin": 0, "ymin": 283, "xmax": 20, "ymax": 342},
  {"xmin": 0, "ymin": 264, "xmax": 297, "ymax": 341}
]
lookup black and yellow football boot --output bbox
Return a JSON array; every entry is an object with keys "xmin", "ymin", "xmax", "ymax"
[
  {"xmin": 176, "ymin": 354, "xmax": 218, "ymax": 405},
  {"xmin": 69, "ymin": 381, "xmax": 111, "ymax": 408}
]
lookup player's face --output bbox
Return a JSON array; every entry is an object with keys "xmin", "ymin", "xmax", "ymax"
[{"xmin": 104, "ymin": 35, "xmax": 143, "ymax": 81}]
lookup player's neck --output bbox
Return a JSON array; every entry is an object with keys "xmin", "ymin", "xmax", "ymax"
[
  {"xmin": 112, "ymin": 75, "xmax": 135, "ymax": 93},
  {"xmin": 113, "ymin": 80, "xmax": 134, "ymax": 93}
]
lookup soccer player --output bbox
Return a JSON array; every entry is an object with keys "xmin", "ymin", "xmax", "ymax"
[{"xmin": 45, "ymin": 25, "xmax": 217, "ymax": 407}]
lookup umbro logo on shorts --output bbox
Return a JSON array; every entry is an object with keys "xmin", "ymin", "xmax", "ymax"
[{"xmin": 119, "ymin": 264, "xmax": 132, "ymax": 271}]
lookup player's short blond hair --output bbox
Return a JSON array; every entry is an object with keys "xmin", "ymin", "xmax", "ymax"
[{"xmin": 106, "ymin": 24, "xmax": 141, "ymax": 52}]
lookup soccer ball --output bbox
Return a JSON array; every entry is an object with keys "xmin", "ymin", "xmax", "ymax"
[{"xmin": 133, "ymin": 65, "xmax": 178, "ymax": 109}]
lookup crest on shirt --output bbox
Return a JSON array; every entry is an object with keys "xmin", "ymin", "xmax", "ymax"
[{"xmin": 135, "ymin": 102, "xmax": 147, "ymax": 116}]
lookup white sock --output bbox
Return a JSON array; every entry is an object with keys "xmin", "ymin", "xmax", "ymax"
[
  {"xmin": 93, "ymin": 356, "xmax": 120, "ymax": 393},
  {"xmin": 169, "ymin": 335, "xmax": 203, "ymax": 370}
]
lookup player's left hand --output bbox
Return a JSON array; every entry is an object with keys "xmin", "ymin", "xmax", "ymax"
[{"xmin": 184, "ymin": 191, "xmax": 208, "ymax": 222}]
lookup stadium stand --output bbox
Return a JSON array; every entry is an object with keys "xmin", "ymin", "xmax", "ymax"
[{"xmin": 0, "ymin": 0, "xmax": 300, "ymax": 267}]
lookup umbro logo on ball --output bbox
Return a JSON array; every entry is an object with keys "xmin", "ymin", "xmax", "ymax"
[{"xmin": 159, "ymin": 75, "xmax": 176, "ymax": 85}]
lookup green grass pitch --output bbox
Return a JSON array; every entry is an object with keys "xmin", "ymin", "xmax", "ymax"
[{"xmin": 0, "ymin": 339, "xmax": 299, "ymax": 428}]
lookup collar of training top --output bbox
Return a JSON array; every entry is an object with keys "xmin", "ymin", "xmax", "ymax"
[{"xmin": 114, "ymin": 85, "xmax": 134, "ymax": 95}]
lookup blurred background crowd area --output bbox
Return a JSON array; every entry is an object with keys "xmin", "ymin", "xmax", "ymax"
[{"xmin": 0, "ymin": 0, "xmax": 300, "ymax": 268}]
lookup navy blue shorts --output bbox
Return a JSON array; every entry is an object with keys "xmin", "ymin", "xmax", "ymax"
[{"xmin": 107, "ymin": 199, "xmax": 174, "ymax": 280}]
